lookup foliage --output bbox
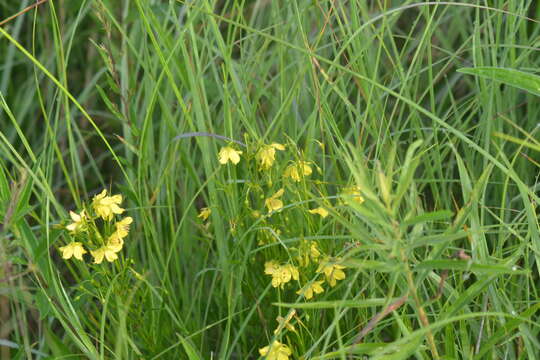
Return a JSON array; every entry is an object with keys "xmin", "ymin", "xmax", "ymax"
[{"xmin": 1, "ymin": 0, "xmax": 540, "ymax": 359}]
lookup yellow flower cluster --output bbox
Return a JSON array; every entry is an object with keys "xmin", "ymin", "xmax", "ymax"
[
  {"xmin": 92, "ymin": 189, "xmax": 124, "ymax": 220},
  {"xmin": 264, "ymin": 261, "xmax": 299, "ymax": 289},
  {"xmin": 316, "ymin": 258, "xmax": 346, "ymax": 287},
  {"xmin": 256, "ymin": 143, "xmax": 285, "ymax": 170},
  {"xmin": 58, "ymin": 189, "xmax": 133, "ymax": 265},
  {"xmin": 296, "ymin": 280, "xmax": 324, "ymax": 300},
  {"xmin": 259, "ymin": 341, "xmax": 292, "ymax": 360},
  {"xmin": 283, "ymin": 161, "xmax": 312, "ymax": 182},
  {"xmin": 213, "ymin": 140, "xmax": 359, "ymax": 357}
]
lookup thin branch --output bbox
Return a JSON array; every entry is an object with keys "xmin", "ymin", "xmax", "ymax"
[{"xmin": 0, "ymin": 0, "xmax": 49, "ymax": 27}]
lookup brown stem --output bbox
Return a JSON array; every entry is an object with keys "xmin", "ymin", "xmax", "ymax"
[{"xmin": 0, "ymin": 0, "xmax": 49, "ymax": 27}]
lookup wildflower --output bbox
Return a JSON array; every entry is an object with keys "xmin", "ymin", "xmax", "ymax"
[
  {"xmin": 58, "ymin": 242, "xmax": 87, "ymax": 260},
  {"xmin": 115, "ymin": 216, "xmax": 133, "ymax": 238},
  {"xmin": 259, "ymin": 341, "xmax": 292, "ymax": 360},
  {"xmin": 256, "ymin": 143, "xmax": 285, "ymax": 170},
  {"xmin": 308, "ymin": 207, "xmax": 329, "ymax": 218},
  {"xmin": 342, "ymin": 185, "xmax": 365, "ymax": 204},
  {"xmin": 107, "ymin": 234, "xmax": 124, "ymax": 253},
  {"xmin": 66, "ymin": 210, "xmax": 88, "ymax": 233},
  {"xmin": 269, "ymin": 264, "xmax": 299, "ymax": 289},
  {"xmin": 265, "ymin": 189, "xmax": 285, "ymax": 213},
  {"xmin": 106, "ymin": 216, "xmax": 133, "ymax": 252},
  {"xmin": 296, "ymin": 280, "xmax": 325, "ymax": 300},
  {"xmin": 274, "ymin": 310, "xmax": 297, "ymax": 334},
  {"xmin": 90, "ymin": 246, "xmax": 118, "ymax": 264},
  {"xmin": 197, "ymin": 207, "xmax": 211, "ymax": 221},
  {"xmin": 284, "ymin": 161, "xmax": 312, "ymax": 182},
  {"xmin": 316, "ymin": 258, "xmax": 346, "ymax": 287},
  {"xmin": 92, "ymin": 189, "xmax": 124, "ymax": 221},
  {"xmin": 218, "ymin": 146, "xmax": 242, "ymax": 165},
  {"xmin": 264, "ymin": 260, "xmax": 281, "ymax": 275}
]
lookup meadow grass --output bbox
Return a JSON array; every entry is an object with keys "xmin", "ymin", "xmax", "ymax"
[{"xmin": 1, "ymin": 0, "xmax": 540, "ymax": 359}]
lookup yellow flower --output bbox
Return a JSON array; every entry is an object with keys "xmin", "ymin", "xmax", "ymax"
[
  {"xmin": 296, "ymin": 280, "xmax": 325, "ymax": 300},
  {"xmin": 107, "ymin": 234, "xmax": 124, "ymax": 253},
  {"xmin": 274, "ymin": 310, "xmax": 297, "ymax": 334},
  {"xmin": 269, "ymin": 264, "xmax": 299, "ymax": 289},
  {"xmin": 115, "ymin": 216, "xmax": 133, "ymax": 238},
  {"xmin": 66, "ymin": 210, "xmax": 88, "ymax": 233},
  {"xmin": 197, "ymin": 207, "xmax": 211, "ymax": 221},
  {"xmin": 264, "ymin": 260, "xmax": 281, "ymax": 275},
  {"xmin": 256, "ymin": 143, "xmax": 285, "ymax": 170},
  {"xmin": 92, "ymin": 189, "xmax": 125, "ymax": 221},
  {"xmin": 106, "ymin": 216, "xmax": 133, "ymax": 252},
  {"xmin": 316, "ymin": 259, "xmax": 346, "ymax": 287},
  {"xmin": 342, "ymin": 185, "xmax": 365, "ymax": 204},
  {"xmin": 90, "ymin": 246, "xmax": 118, "ymax": 264},
  {"xmin": 58, "ymin": 242, "xmax": 87, "ymax": 260},
  {"xmin": 218, "ymin": 146, "xmax": 242, "ymax": 165},
  {"xmin": 259, "ymin": 341, "xmax": 292, "ymax": 360},
  {"xmin": 308, "ymin": 207, "xmax": 329, "ymax": 218},
  {"xmin": 284, "ymin": 161, "xmax": 312, "ymax": 182},
  {"xmin": 265, "ymin": 188, "xmax": 285, "ymax": 213}
]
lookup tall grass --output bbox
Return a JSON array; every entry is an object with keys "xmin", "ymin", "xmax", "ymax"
[{"xmin": 1, "ymin": 0, "xmax": 540, "ymax": 358}]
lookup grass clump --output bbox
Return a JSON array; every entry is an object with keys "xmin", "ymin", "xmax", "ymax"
[{"xmin": 1, "ymin": 0, "xmax": 540, "ymax": 359}]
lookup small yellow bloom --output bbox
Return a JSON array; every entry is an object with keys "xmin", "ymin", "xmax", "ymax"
[
  {"xmin": 265, "ymin": 188, "xmax": 285, "ymax": 213},
  {"xmin": 197, "ymin": 207, "xmax": 211, "ymax": 221},
  {"xmin": 66, "ymin": 210, "xmax": 88, "ymax": 233},
  {"xmin": 106, "ymin": 216, "xmax": 133, "ymax": 252},
  {"xmin": 115, "ymin": 216, "xmax": 133, "ymax": 238},
  {"xmin": 92, "ymin": 189, "xmax": 125, "ymax": 221},
  {"xmin": 342, "ymin": 185, "xmax": 365, "ymax": 204},
  {"xmin": 284, "ymin": 161, "xmax": 312, "ymax": 182},
  {"xmin": 308, "ymin": 207, "xmax": 329, "ymax": 218},
  {"xmin": 218, "ymin": 146, "xmax": 242, "ymax": 165},
  {"xmin": 256, "ymin": 143, "xmax": 285, "ymax": 170},
  {"xmin": 59, "ymin": 242, "xmax": 87, "ymax": 260},
  {"xmin": 264, "ymin": 260, "xmax": 281, "ymax": 275},
  {"xmin": 296, "ymin": 280, "xmax": 325, "ymax": 300},
  {"xmin": 269, "ymin": 264, "xmax": 299, "ymax": 289},
  {"xmin": 316, "ymin": 259, "xmax": 346, "ymax": 287},
  {"xmin": 90, "ymin": 246, "xmax": 118, "ymax": 264},
  {"xmin": 259, "ymin": 341, "xmax": 292, "ymax": 360},
  {"xmin": 107, "ymin": 235, "xmax": 124, "ymax": 253}
]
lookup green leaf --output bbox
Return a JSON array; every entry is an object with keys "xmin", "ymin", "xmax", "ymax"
[
  {"xmin": 415, "ymin": 260, "xmax": 528, "ymax": 274},
  {"xmin": 402, "ymin": 210, "xmax": 454, "ymax": 226},
  {"xmin": 342, "ymin": 259, "xmax": 400, "ymax": 272},
  {"xmin": 313, "ymin": 343, "xmax": 387, "ymax": 359},
  {"xmin": 177, "ymin": 335, "xmax": 204, "ymax": 360},
  {"xmin": 458, "ymin": 67, "xmax": 540, "ymax": 96},
  {"xmin": 274, "ymin": 298, "xmax": 396, "ymax": 309},
  {"xmin": 410, "ymin": 231, "xmax": 468, "ymax": 248},
  {"xmin": 372, "ymin": 336, "xmax": 423, "ymax": 360}
]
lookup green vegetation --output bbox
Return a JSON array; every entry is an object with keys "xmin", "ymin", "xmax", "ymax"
[{"xmin": 1, "ymin": 1, "xmax": 540, "ymax": 358}]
